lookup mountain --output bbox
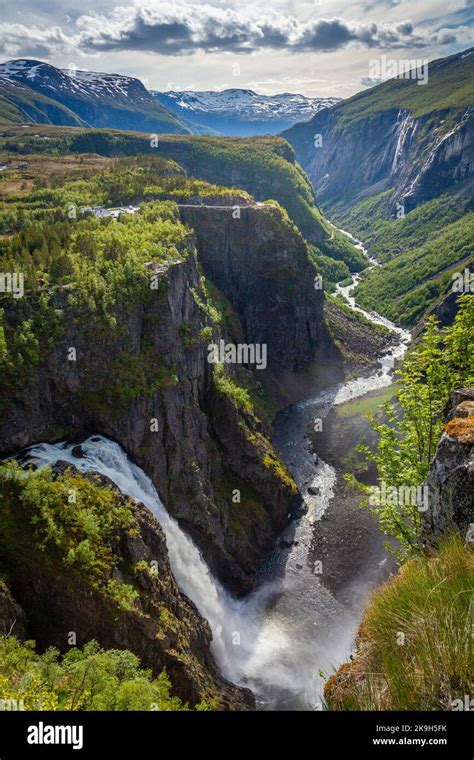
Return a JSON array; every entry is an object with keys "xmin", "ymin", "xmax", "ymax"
[
  {"xmin": 153, "ymin": 88, "xmax": 340, "ymax": 136},
  {"xmin": 283, "ymin": 47, "xmax": 474, "ymax": 327},
  {"xmin": 283, "ymin": 48, "xmax": 473, "ymax": 210},
  {"xmin": 0, "ymin": 59, "xmax": 189, "ymax": 134},
  {"xmin": 0, "ymin": 77, "xmax": 85, "ymax": 126},
  {"xmin": 0, "ymin": 60, "xmax": 339, "ymax": 137}
]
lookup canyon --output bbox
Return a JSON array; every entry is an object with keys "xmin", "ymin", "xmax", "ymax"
[{"xmin": 0, "ymin": 46, "xmax": 472, "ymax": 712}]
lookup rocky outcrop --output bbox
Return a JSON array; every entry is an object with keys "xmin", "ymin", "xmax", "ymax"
[
  {"xmin": 179, "ymin": 202, "xmax": 332, "ymax": 371},
  {"xmin": 412, "ymin": 291, "xmax": 463, "ymax": 341},
  {"xmin": 423, "ymin": 387, "xmax": 474, "ymax": 540},
  {"xmin": 323, "ymin": 299, "xmax": 394, "ymax": 371}
]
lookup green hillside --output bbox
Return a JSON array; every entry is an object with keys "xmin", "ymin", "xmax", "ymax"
[
  {"xmin": 332, "ymin": 48, "xmax": 474, "ymax": 131},
  {"xmin": 330, "ymin": 188, "xmax": 473, "ymax": 325},
  {"xmin": 354, "ymin": 211, "xmax": 473, "ymax": 325},
  {"xmin": 0, "ymin": 80, "xmax": 84, "ymax": 127},
  {"xmin": 0, "ymin": 125, "xmax": 365, "ymax": 274},
  {"xmin": 283, "ymin": 47, "xmax": 474, "ymax": 326}
]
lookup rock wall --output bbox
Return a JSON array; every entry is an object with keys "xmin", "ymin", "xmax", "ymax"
[
  {"xmin": 285, "ymin": 104, "xmax": 473, "ymax": 213},
  {"xmin": 1, "ymin": 252, "xmax": 303, "ymax": 592},
  {"xmin": 0, "ymin": 199, "xmax": 334, "ymax": 593},
  {"xmin": 423, "ymin": 387, "xmax": 474, "ymax": 540},
  {"xmin": 179, "ymin": 202, "xmax": 332, "ymax": 370}
]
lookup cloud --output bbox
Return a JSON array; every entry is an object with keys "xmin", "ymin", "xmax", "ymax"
[
  {"xmin": 0, "ymin": 2, "xmax": 471, "ymax": 59},
  {"xmin": 75, "ymin": 4, "xmax": 474, "ymax": 55},
  {"xmin": 0, "ymin": 23, "xmax": 75, "ymax": 58},
  {"xmin": 75, "ymin": 4, "xmax": 297, "ymax": 55}
]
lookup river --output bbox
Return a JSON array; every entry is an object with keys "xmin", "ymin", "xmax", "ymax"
[{"xmin": 23, "ymin": 231, "xmax": 411, "ymax": 711}]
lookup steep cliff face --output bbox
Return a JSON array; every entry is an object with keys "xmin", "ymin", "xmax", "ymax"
[
  {"xmin": 179, "ymin": 202, "xmax": 332, "ymax": 371},
  {"xmin": 283, "ymin": 49, "xmax": 474, "ymax": 213},
  {"xmin": 395, "ymin": 108, "xmax": 473, "ymax": 211},
  {"xmin": 0, "ymin": 219, "xmax": 313, "ymax": 593},
  {"xmin": 412, "ymin": 290, "xmax": 462, "ymax": 339},
  {"xmin": 285, "ymin": 103, "xmax": 473, "ymax": 213},
  {"xmin": 423, "ymin": 387, "xmax": 474, "ymax": 540},
  {"xmin": 0, "ymin": 465, "xmax": 252, "ymax": 708}
]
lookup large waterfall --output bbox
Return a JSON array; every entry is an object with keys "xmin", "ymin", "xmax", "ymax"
[{"xmin": 24, "ymin": 435, "xmax": 349, "ymax": 709}]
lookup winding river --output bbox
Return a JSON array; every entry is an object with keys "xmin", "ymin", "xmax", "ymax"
[{"xmin": 23, "ymin": 231, "xmax": 411, "ymax": 711}]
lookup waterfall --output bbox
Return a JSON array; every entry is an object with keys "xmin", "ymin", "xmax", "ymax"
[
  {"xmin": 24, "ymin": 435, "xmax": 351, "ymax": 709},
  {"xmin": 24, "ymin": 437, "xmax": 248, "ymax": 677}
]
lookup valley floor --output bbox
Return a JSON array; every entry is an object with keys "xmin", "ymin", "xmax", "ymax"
[{"xmin": 308, "ymin": 387, "xmax": 398, "ymax": 609}]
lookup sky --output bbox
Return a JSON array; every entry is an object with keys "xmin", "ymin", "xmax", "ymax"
[{"xmin": 0, "ymin": 0, "xmax": 472, "ymax": 97}]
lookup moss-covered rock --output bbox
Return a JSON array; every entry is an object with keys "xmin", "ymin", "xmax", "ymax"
[
  {"xmin": 423, "ymin": 387, "xmax": 474, "ymax": 539},
  {"xmin": 0, "ymin": 464, "xmax": 253, "ymax": 708}
]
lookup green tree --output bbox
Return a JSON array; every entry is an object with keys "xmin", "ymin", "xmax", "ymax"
[
  {"xmin": 353, "ymin": 295, "xmax": 474, "ymax": 557},
  {"xmin": 0, "ymin": 636, "xmax": 195, "ymax": 711}
]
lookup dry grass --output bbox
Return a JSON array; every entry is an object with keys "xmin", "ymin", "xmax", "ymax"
[{"xmin": 0, "ymin": 153, "xmax": 113, "ymax": 199}]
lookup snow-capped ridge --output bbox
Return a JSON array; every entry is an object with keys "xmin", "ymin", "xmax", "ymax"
[
  {"xmin": 0, "ymin": 58, "xmax": 152, "ymax": 103},
  {"xmin": 156, "ymin": 88, "xmax": 340, "ymax": 121}
]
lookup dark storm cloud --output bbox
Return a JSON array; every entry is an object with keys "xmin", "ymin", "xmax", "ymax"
[
  {"xmin": 75, "ymin": 5, "xmax": 298, "ymax": 56},
  {"xmin": 293, "ymin": 19, "xmax": 356, "ymax": 52},
  {"xmin": 74, "ymin": 3, "xmax": 470, "ymax": 56},
  {"xmin": 0, "ymin": 3, "xmax": 470, "ymax": 58}
]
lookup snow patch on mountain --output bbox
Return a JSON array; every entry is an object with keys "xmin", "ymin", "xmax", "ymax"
[
  {"xmin": 0, "ymin": 59, "xmax": 152, "ymax": 104},
  {"xmin": 154, "ymin": 89, "xmax": 340, "ymax": 121}
]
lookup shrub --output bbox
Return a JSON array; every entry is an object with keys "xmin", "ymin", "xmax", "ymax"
[{"xmin": 0, "ymin": 637, "xmax": 191, "ymax": 711}]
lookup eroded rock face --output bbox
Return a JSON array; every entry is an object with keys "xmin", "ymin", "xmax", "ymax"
[
  {"xmin": 285, "ymin": 100, "xmax": 473, "ymax": 214},
  {"xmin": 0, "ymin": 203, "xmax": 328, "ymax": 593},
  {"xmin": 423, "ymin": 387, "xmax": 474, "ymax": 540},
  {"xmin": 179, "ymin": 203, "xmax": 332, "ymax": 371}
]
